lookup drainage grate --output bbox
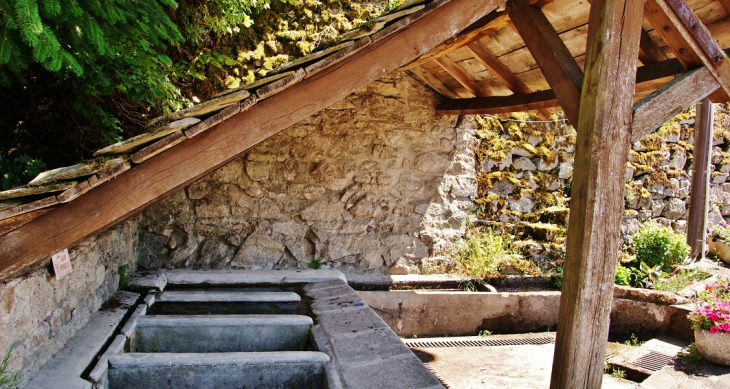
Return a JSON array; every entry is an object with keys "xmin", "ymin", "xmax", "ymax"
[
  {"xmin": 404, "ymin": 336, "xmax": 554, "ymax": 348},
  {"xmin": 631, "ymin": 351, "xmax": 673, "ymax": 372}
]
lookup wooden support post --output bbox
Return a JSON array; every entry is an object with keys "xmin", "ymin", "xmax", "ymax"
[
  {"xmin": 509, "ymin": 4, "xmax": 584, "ymax": 126},
  {"xmin": 687, "ymin": 97, "xmax": 714, "ymax": 259},
  {"xmin": 550, "ymin": 0, "xmax": 644, "ymax": 388}
]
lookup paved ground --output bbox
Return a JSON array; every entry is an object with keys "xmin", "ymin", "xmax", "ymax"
[{"xmin": 408, "ymin": 337, "xmax": 730, "ymax": 389}]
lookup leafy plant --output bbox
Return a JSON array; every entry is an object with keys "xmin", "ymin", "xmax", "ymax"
[
  {"xmin": 624, "ymin": 333, "xmax": 642, "ymax": 348},
  {"xmin": 451, "ymin": 228, "xmax": 522, "ymax": 283},
  {"xmin": 0, "ymin": 347, "xmax": 19, "ymax": 389},
  {"xmin": 630, "ymin": 223, "xmax": 689, "ymax": 269},
  {"xmin": 654, "ymin": 269, "xmax": 711, "ymax": 293},
  {"xmin": 310, "ymin": 258, "xmax": 322, "ymax": 270},
  {"xmin": 551, "ymin": 264, "xmax": 564, "ymax": 290},
  {"xmin": 117, "ymin": 265, "xmax": 130, "ymax": 290},
  {"xmin": 676, "ymin": 344, "xmax": 706, "ymax": 367},
  {"xmin": 615, "ymin": 265, "xmax": 631, "ymax": 286},
  {"xmin": 478, "ymin": 329, "xmax": 493, "ymax": 337},
  {"xmin": 0, "ymin": 153, "xmax": 46, "ymax": 189},
  {"xmin": 688, "ymin": 278, "xmax": 730, "ymax": 334},
  {"xmin": 708, "ymin": 222, "xmax": 730, "ymax": 244}
]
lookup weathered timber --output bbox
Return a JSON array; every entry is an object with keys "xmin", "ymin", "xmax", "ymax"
[
  {"xmin": 256, "ymin": 68, "xmax": 306, "ymax": 100},
  {"xmin": 550, "ymin": 0, "xmax": 644, "ymax": 388},
  {"xmin": 510, "ymin": 4, "xmax": 584, "ymax": 126},
  {"xmin": 687, "ymin": 97, "xmax": 713, "ymax": 258},
  {"xmin": 665, "ymin": 0, "xmax": 724, "ymax": 67},
  {"xmin": 29, "ymin": 157, "xmax": 123, "ymax": 186},
  {"xmin": 210, "ymin": 72, "xmax": 294, "ymax": 99},
  {"xmin": 639, "ymin": 28, "xmax": 669, "ymax": 64},
  {"xmin": 631, "ymin": 66, "xmax": 720, "ymax": 142},
  {"xmin": 0, "ymin": 0, "xmax": 505, "ymax": 281},
  {"xmin": 270, "ymin": 41, "xmax": 355, "ymax": 75},
  {"xmin": 466, "ymin": 40, "xmax": 532, "ymax": 94},
  {"xmin": 370, "ymin": 4, "xmax": 425, "ymax": 24},
  {"xmin": 0, "ymin": 182, "xmax": 76, "ymax": 201},
  {"xmin": 434, "ymin": 56, "xmax": 490, "ymax": 96},
  {"xmin": 58, "ymin": 180, "xmax": 92, "ymax": 203},
  {"xmin": 436, "ymin": 89, "xmax": 557, "ymax": 115},
  {"xmin": 390, "ymin": 0, "xmax": 427, "ymax": 13},
  {"xmin": 719, "ymin": 0, "xmax": 730, "ymax": 16},
  {"xmin": 644, "ymin": 0, "xmax": 730, "ymax": 101},
  {"xmin": 304, "ymin": 36, "xmax": 372, "ymax": 79},
  {"xmin": 0, "ymin": 196, "xmax": 60, "ymax": 221},
  {"xmin": 185, "ymin": 98, "xmax": 253, "ymax": 138},
  {"xmin": 86, "ymin": 161, "xmax": 132, "ymax": 187},
  {"xmin": 408, "ymin": 67, "xmax": 461, "ymax": 98},
  {"xmin": 93, "ymin": 118, "xmax": 200, "ymax": 157},
  {"xmin": 336, "ymin": 21, "xmax": 387, "ymax": 42},
  {"xmin": 145, "ymin": 90, "xmax": 250, "ymax": 128},
  {"xmin": 0, "ymin": 208, "xmax": 53, "ymax": 237},
  {"xmin": 132, "ymin": 131, "xmax": 187, "ymax": 164},
  {"xmin": 370, "ymin": 0, "xmax": 452, "ymax": 42}
]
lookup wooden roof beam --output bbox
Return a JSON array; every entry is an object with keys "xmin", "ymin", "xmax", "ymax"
[
  {"xmin": 0, "ymin": 0, "xmax": 508, "ymax": 282},
  {"xmin": 631, "ymin": 66, "xmax": 720, "ymax": 141},
  {"xmin": 644, "ymin": 0, "xmax": 730, "ymax": 102},
  {"xmin": 719, "ymin": 0, "xmax": 730, "ymax": 16},
  {"xmin": 639, "ymin": 28, "xmax": 669, "ymax": 64},
  {"xmin": 434, "ymin": 56, "xmax": 491, "ymax": 96},
  {"xmin": 509, "ymin": 4, "xmax": 584, "ymax": 125}
]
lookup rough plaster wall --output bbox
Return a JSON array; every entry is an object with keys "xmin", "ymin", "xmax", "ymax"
[
  {"xmin": 138, "ymin": 72, "xmax": 477, "ymax": 274},
  {"xmin": 0, "ymin": 217, "xmax": 139, "ymax": 385}
]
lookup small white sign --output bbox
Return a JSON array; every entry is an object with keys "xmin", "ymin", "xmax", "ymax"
[{"xmin": 51, "ymin": 249, "xmax": 73, "ymax": 280}]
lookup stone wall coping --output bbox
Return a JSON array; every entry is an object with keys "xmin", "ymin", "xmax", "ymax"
[
  {"xmin": 157, "ymin": 290, "xmax": 301, "ymax": 302},
  {"xmin": 163, "ymin": 269, "xmax": 347, "ymax": 285},
  {"xmin": 25, "ymin": 291, "xmax": 139, "ymax": 389}
]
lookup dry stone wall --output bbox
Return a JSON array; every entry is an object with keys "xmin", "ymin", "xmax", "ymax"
[
  {"xmin": 138, "ymin": 73, "xmax": 477, "ymax": 274},
  {"xmin": 475, "ymin": 106, "xmax": 730, "ymax": 264},
  {"xmin": 0, "ymin": 217, "xmax": 139, "ymax": 385}
]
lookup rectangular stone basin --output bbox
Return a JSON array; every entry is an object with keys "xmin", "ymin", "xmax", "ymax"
[
  {"xmin": 149, "ymin": 290, "xmax": 306, "ymax": 315},
  {"xmin": 130, "ymin": 315, "xmax": 313, "ymax": 352},
  {"xmin": 108, "ymin": 351, "xmax": 330, "ymax": 389}
]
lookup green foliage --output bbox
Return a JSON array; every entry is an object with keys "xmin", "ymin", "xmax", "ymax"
[
  {"xmin": 0, "ymin": 347, "xmax": 19, "ymax": 389},
  {"xmin": 310, "ymin": 258, "xmax": 322, "ymax": 270},
  {"xmin": 614, "ymin": 265, "xmax": 632, "ymax": 286},
  {"xmin": 0, "ymin": 152, "xmax": 45, "ymax": 189},
  {"xmin": 477, "ymin": 329, "xmax": 493, "ymax": 337},
  {"xmin": 654, "ymin": 269, "xmax": 710, "ymax": 293},
  {"xmin": 631, "ymin": 223, "xmax": 689, "ymax": 269},
  {"xmin": 451, "ymin": 228, "xmax": 521, "ymax": 282},
  {"xmin": 117, "ymin": 265, "xmax": 129, "ymax": 290},
  {"xmin": 551, "ymin": 264, "xmax": 564, "ymax": 290},
  {"xmin": 676, "ymin": 344, "xmax": 706, "ymax": 367}
]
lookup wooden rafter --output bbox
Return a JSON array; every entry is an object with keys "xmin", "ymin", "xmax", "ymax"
[
  {"xmin": 434, "ymin": 56, "xmax": 491, "ymax": 96},
  {"xmin": 720, "ymin": 0, "xmax": 730, "ymax": 16},
  {"xmin": 631, "ymin": 66, "xmax": 720, "ymax": 141},
  {"xmin": 639, "ymin": 28, "xmax": 669, "ymax": 64},
  {"xmin": 509, "ymin": 4, "xmax": 583, "ymax": 125},
  {"xmin": 644, "ymin": 0, "xmax": 730, "ymax": 101},
  {"xmin": 407, "ymin": 66, "xmax": 461, "ymax": 98},
  {"xmin": 551, "ymin": 0, "xmax": 644, "ymax": 386},
  {"xmin": 0, "ymin": 0, "xmax": 507, "ymax": 282}
]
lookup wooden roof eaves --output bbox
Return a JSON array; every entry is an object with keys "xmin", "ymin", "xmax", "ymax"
[{"xmin": 0, "ymin": 0, "xmax": 508, "ymax": 282}]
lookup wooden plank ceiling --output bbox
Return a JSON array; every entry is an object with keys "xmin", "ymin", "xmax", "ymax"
[{"xmin": 402, "ymin": 0, "xmax": 730, "ymax": 117}]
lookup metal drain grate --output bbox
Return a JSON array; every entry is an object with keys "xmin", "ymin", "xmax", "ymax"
[
  {"xmin": 404, "ymin": 336, "xmax": 554, "ymax": 348},
  {"xmin": 631, "ymin": 351, "xmax": 673, "ymax": 372}
]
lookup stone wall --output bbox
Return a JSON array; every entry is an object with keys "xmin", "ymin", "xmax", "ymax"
[
  {"xmin": 474, "ymin": 106, "xmax": 730, "ymax": 264},
  {"xmin": 0, "ymin": 217, "xmax": 139, "ymax": 385},
  {"xmin": 138, "ymin": 72, "xmax": 477, "ymax": 275}
]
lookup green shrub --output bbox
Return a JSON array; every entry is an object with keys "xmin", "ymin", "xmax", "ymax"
[
  {"xmin": 451, "ymin": 228, "xmax": 521, "ymax": 282},
  {"xmin": 0, "ymin": 153, "xmax": 46, "ymax": 189},
  {"xmin": 630, "ymin": 223, "xmax": 689, "ymax": 269},
  {"xmin": 615, "ymin": 265, "xmax": 631, "ymax": 286}
]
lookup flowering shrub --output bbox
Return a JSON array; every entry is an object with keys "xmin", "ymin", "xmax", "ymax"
[
  {"xmin": 708, "ymin": 222, "xmax": 730, "ymax": 244},
  {"xmin": 688, "ymin": 278, "xmax": 730, "ymax": 334}
]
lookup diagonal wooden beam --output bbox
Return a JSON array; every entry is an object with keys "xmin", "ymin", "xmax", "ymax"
[
  {"xmin": 509, "ymin": 4, "xmax": 584, "ymax": 126},
  {"xmin": 719, "ymin": 0, "xmax": 730, "ymax": 16},
  {"xmin": 550, "ymin": 0, "xmax": 644, "ymax": 387},
  {"xmin": 631, "ymin": 66, "xmax": 720, "ymax": 141},
  {"xmin": 434, "ymin": 56, "xmax": 492, "ymax": 96},
  {"xmin": 407, "ymin": 66, "xmax": 461, "ymax": 99},
  {"xmin": 0, "ymin": 0, "xmax": 507, "ymax": 282},
  {"xmin": 639, "ymin": 28, "xmax": 669, "ymax": 64},
  {"xmin": 644, "ymin": 0, "xmax": 730, "ymax": 101}
]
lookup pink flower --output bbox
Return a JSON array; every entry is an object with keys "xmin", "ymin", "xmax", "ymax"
[{"xmin": 710, "ymin": 326, "xmax": 720, "ymax": 334}]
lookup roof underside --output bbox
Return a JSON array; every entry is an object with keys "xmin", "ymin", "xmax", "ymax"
[{"xmin": 1, "ymin": 0, "xmax": 730, "ymax": 279}]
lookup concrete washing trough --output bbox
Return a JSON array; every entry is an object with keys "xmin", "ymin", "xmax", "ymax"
[
  {"xmin": 129, "ymin": 314, "xmax": 313, "ymax": 353},
  {"xmin": 107, "ymin": 352, "xmax": 330, "ymax": 389},
  {"xmin": 24, "ymin": 270, "xmax": 443, "ymax": 389}
]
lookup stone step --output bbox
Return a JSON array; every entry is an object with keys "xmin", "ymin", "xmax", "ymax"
[
  {"xmin": 157, "ymin": 290, "xmax": 301, "ymax": 303},
  {"xmin": 108, "ymin": 351, "xmax": 330, "ymax": 389},
  {"xmin": 131, "ymin": 314, "xmax": 313, "ymax": 353},
  {"xmin": 607, "ymin": 336, "xmax": 689, "ymax": 382}
]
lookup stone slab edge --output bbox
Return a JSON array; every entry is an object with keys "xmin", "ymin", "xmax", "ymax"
[
  {"xmin": 305, "ymin": 280, "xmax": 444, "ymax": 389},
  {"xmin": 120, "ymin": 304, "xmax": 147, "ymax": 338},
  {"xmin": 163, "ymin": 269, "xmax": 346, "ymax": 285},
  {"xmin": 126, "ymin": 271, "xmax": 167, "ymax": 292},
  {"xmin": 25, "ymin": 291, "xmax": 139, "ymax": 389},
  {"xmin": 88, "ymin": 334, "xmax": 126, "ymax": 387}
]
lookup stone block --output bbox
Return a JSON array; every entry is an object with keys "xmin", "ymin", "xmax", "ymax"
[
  {"xmin": 339, "ymin": 353, "xmax": 443, "ymax": 389},
  {"xmin": 329, "ymin": 327, "xmax": 411, "ymax": 365},
  {"xmin": 315, "ymin": 306, "xmax": 389, "ymax": 337}
]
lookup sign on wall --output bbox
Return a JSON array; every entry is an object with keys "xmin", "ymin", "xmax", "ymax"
[{"xmin": 51, "ymin": 249, "xmax": 73, "ymax": 280}]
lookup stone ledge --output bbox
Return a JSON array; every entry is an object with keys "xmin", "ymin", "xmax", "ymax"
[
  {"xmin": 164, "ymin": 269, "xmax": 347, "ymax": 285},
  {"xmin": 25, "ymin": 291, "xmax": 139, "ymax": 389}
]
